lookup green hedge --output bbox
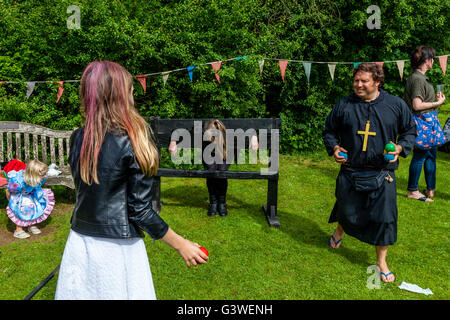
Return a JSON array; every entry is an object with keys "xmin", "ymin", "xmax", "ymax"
[{"xmin": 0, "ymin": 0, "xmax": 449, "ymax": 152}]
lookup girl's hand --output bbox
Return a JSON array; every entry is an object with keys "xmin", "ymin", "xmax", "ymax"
[
  {"xmin": 161, "ymin": 228, "xmax": 209, "ymax": 267},
  {"xmin": 250, "ymin": 135, "xmax": 259, "ymax": 152},
  {"xmin": 176, "ymin": 239, "xmax": 209, "ymax": 268},
  {"xmin": 168, "ymin": 141, "xmax": 177, "ymax": 156}
]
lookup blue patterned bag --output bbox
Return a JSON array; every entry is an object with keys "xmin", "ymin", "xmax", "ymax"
[{"xmin": 413, "ymin": 110, "xmax": 446, "ymax": 150}]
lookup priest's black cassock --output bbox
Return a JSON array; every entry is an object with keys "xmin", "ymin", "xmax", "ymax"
[{"xmin": 323, "ymin": 88, "xmax": 416, "ymax": 246}]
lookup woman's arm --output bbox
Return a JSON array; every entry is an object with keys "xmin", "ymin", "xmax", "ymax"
[
  {"xmin": 412, "ymin": 93, "xmax": 446, "ymax": 111},
  {"xmin": 160, "ymin": 228, "xmax": 208, "ymax": 267},
  {"xmin": 127, "ymin": 151, "xmax": 208, "ymax": 267}
]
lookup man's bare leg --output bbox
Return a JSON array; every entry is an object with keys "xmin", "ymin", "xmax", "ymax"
[{"xmin": 376, "ymin": 246, "xmax": 395, "ymax": 283}]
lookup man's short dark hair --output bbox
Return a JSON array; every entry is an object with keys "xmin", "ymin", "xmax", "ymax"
[{"xmin": 353, "ymin": 62, "xmax": 384, "ymax": 86}]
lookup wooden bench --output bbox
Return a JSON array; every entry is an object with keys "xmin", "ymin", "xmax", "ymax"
[
  {"xmin": 0, "ymin": 121, "xmax": 75, "ymax": 189},
  {"xmin": 149, "ymin": 117, "xmax": 282, "ymax": 227}
]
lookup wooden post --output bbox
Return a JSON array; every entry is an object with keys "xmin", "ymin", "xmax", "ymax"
[
  {"xmin": 58, "ymin": 138, "xmax": 64, "ymax": 167},
  {"xmin": 7, "ymin": 132, "xmax": 12, "ymax": 160},
  {"xmin": 41, "ymin": 136, "xmax": 47, "ymax": 165},
  {"xmin": 33, "ymin": 135, "xmax": 38, "ymax": 160},
  {"xmin": 0, "ymin": 132, "xmax": 4, "ymax": 162},
  {"xmin": 15, "ymin": 133, "xmax": 21, "ymax": 160},
  {"xmin": 263, "ymin": 175, "xmax": 280, "ymax": 227},
  {"xmin": 24, "ymin": 133, "xmax": 30, "ymax": 163},
  {"xmin": 151, "ymin": 176, "xmax": 162, "ymax": 213}
]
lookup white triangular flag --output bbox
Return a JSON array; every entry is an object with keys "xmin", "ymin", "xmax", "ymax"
[
  {"xmin": 396, "ymin": 60, "xmax": 405, "ymax": 80},
  {"xmin": 26, "ymin": 82, "xmax": 36, "ymax": 100},
  {"xmin": 328, "ymin": 63, "xmax": 337, "ymax": 81},
  {"xmin": 259, "ymin": 59, "xmax": 265, "ymax": 75},
  {"xmin": 303, "ymin": 62, "xmax": 312, "ymax": 83},
  {"xmin": 162, "ymin": 72, "xmax": 170, "ymax": 87}
]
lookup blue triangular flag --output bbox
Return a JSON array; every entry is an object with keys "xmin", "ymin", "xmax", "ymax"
[
  {"xmin": 234, "ymin": 56, "xmax": 247, "ymax": 61},
  {"xmin": 302, "ymin": 62, "xmax": 311, "ymax": 83},
  {"xmin": 353, "ymin": 62, "xmax": 360, "ymax": 68},
  {"xmin": 187, "ymin": 65, "xmax": 195, "ymax": 82}
]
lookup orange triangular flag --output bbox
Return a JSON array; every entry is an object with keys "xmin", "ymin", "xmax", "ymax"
[
  {"xmin": 375, "ymin": 62, "xmax": 384, "ymax": 69},
  {"xmin": 56, "ymin": 81, "xmax": 64, "ymax": 103},
  {"xmin": 135, "ymin": 75, "xmax": 147, "ymax": 93},
  {"xmin": 439, "ymin": 56, "xmax": 448, "ymax": 75},
  {"xmin": 279, "ymin": 60, "xmax": 289, "ymax": 82},
  {"xmin": 211, "ymin": 61, "xmax": 222, "ymax": 83}
]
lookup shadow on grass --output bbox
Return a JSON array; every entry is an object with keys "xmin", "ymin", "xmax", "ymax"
[
  {"xmin": 160, "ymin": 184, "xmax": 207, "ymax": 210},
  {"xmin": 161, "ymin": 183, "xmax": 270, "ymax": 218},
  {"xmin": 161, "ymin": 183, "xmax": 371, "ymax": 268},
  {"xmin": 303, "ymin": 163, "xmax": 339, "ymax": 182},
  {"xmin": 278, "ymin": 210, "xmax": 372, "ymax": 268}
]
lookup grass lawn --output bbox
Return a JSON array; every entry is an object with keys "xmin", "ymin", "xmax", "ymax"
[
  {"xmin": 0, "ymin": 107, "xmax": 449, "ymax": 300},
  {"xmin": 438, "ymin": 101, "xmax": 450, "ymax": 127}
]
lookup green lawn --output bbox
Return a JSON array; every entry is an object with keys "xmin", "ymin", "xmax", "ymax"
[
  {"xmin": 438, "ymin": 102, "xmax": 450, "ymax": 126},
  {"xmin": 0, "ymin": 143, "xmax": 448, "ymax": 300}
]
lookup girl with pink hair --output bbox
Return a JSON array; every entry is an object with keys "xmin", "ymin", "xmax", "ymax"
[{"xmin": 55, "ymin": 61, "xmax": 208, "ymax": 300}]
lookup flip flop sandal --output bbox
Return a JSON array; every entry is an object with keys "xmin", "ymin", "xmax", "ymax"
[
  {"xmin": 328, "ymin": 230, "xmax": 342, "ymax": 248},
  {"xmin": 416, "ymin": 196, "xmax": 433, "ymax": 202},
  {"xmin": 423, "ymin": 190, "xmax": 434, "ymax": 198},
  {"xmin": 380, "ymin": 271, "xmax": 396, "ymax": 283},
  {"xmin": 408, "ymin": 194, "xmax": 433, "ymax": 202}
]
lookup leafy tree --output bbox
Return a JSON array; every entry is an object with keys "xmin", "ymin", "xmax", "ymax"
[{"xmin": 0, "ymin": 0, "xmax": 448, "ymax": 152}]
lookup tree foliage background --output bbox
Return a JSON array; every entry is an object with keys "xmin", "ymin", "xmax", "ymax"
[{"xmin": 0, "ymin": 0, "xmax": 449, "ymax": 152}]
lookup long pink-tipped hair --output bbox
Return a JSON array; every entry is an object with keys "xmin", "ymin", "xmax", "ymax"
[{"xmin": 79, "ymin": 61, "xmax": 158, "ymax": 185}]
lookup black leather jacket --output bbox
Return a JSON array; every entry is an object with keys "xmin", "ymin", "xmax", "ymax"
[{"xmin": 68, "ymin": 127, "xmax": 169, "ymax": 240}]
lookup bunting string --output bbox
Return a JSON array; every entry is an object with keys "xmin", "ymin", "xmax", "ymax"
[{"xmin": 0, "ymin": 54, "xmax": 448, "ymax": 101}]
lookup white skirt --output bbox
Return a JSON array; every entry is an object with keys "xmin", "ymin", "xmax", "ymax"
[{"xmin": 55, "ymin": 229, "xmax": 156, "ymax": 300}]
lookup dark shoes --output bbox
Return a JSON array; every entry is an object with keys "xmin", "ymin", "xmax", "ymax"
[
  {"xmin": 207, "ymin": 194, "xmax": 227, "ymax": 217},
  {"xmin": 217, "ymin": 195, "xmax": 228, "ymax": 217},
  {"xmin": 207, "ymin": 195, "xmax": 218, "ymax": 216}
]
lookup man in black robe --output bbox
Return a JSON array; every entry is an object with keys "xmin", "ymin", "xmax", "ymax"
[{"xmin": 322, "ymin": 63, "xmax": 416, "ymax": 283}]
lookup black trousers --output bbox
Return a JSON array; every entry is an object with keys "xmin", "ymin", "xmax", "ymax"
[{"xmin": 203, "ymin": 162, "xmax": 230, "ymax": 196}]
